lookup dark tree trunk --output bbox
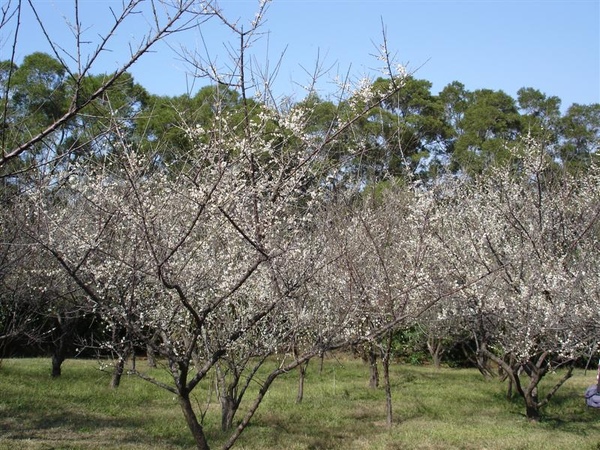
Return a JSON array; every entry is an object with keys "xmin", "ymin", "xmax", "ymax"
[
  {"xmin": 179, "ymin": 392, "xmax": 210, "ymax": 450},
  {"xmin": 296, "ymin": 360, "xmax": 308, "ymax": 404},
  {"xmin": 111, "ymin": 357, "xmax": 126, "ymax": 389},
  {"xmin": 467, "ymin": 339, "xmax": 495, "ymax": 379},
  {"xmin": 524, "ymin": 388, "xmax": 541, "ymax": 422},
  {"xmin": 506, "ymin": 377, "xmax": 514, "ymax": 399},
  {"xmin": 383, "ymin": 357, "xmax": 392, "ymax": 427},
  {"xmin": 368, "ymin": 347, "xmax": 379, "ymax": 389},
  {"xmin": 475, "ymin": 351, "xmax": 494, "ymax": 379},
  {"xmin": 522, "ymin": 366, "xmax": 542, "ymax": 423},
  {"xmin": 50, "ymin": 314, "xmax": 70, "ymax": 378},
  {"xmin": 51, "ymin": 352, "xmax": 65, "ymax": 378},
  {"xmin": 382, "ymin": 332, "xmax": 393, "ymax": 427},
  {"xmin": 319, "ymin": 350, "xmax": 325, "ymax": 375},
  {"xmin": 483, "ymin": 349, "xmax": 541, "ymax": 421}
]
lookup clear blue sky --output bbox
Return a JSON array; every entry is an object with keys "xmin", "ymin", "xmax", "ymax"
[{"xmin": 7, "ymin": 0, "xmax": 600, "ymax": 109}]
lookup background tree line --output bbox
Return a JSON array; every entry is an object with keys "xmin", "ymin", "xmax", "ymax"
[{"xmin": 3, "ymin": 51, "xmax": 599, "ymax": 183}]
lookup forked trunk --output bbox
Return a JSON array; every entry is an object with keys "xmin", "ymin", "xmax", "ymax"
[
  {"xmin": 427, "ymin": 337, "xmax": 443, "ymax": 369},
  {"xmin": 522, "ymin": 366, "xmax": 542, "ymax": 422},
  {"xmin": 180, "ymin": 392, "xmax": 210, "ymax": 450},
  {"xmin": 220, "ymin": 394, "xmax": 236, "ymax": 431},
  {"xmin": 481, "ymin": 349, "xmax": 574, "ymax": 422},
  {"xmin": 471, "ymin": 339, "xmax": 494, "ymax": 379},
  {"xmin": 431, "ymin": 351, "xmax": 442, "ymax": 370},
  {"xmin": 524, "ymin": 396, "xmax": 541, "ymax": 422},
  {"xmin": 215, "ymin": 364, "xmax": 242, "ymax": 432},
  {"xmin": 500, "ymin": 354, "xmax": 518, "ymax": 399},
  {"xmin": 475, "ymin": 352, "xmax": 493, "ymax": 379}
]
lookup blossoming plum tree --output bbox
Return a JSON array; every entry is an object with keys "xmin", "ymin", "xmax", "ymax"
[
  {"xmin": 14, "ymin": 4, "xmax": 419, "ymax": 448},
  {"xmin": 432, "ymin": 137, "xmax": 600, "ymax": 421}
]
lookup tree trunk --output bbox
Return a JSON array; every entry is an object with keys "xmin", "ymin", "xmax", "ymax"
[
  {"xmin": 179, "ymin": 392, "xmax": 210, "ymax": 450},
  {"xmin": 506, "ymin": 377, "xmax": 514, "ymax": 399},
  {"xmin": 427, "ymin": 337, "xmax": 443, "ymax": 369},
  {"xmin": 524, "ymin": 395, "xmax": 541, "ymax": 422},
  {"xmin": 50, "ymin": 314, "xmax": 69, "ymax": 378},
  {"xmin": 470, "ymin": 335, "xmax": 495, "ymax": 379},
  {"xmin": 368, "ymin": 348, "xmax": 379, "ymax": 388},
  {"xmin": 475, "ymin": 352, "xmax": 493, "ymax": 379},
  {"xmin": 215, "ymin": 363, "xmax": 243, "ymax": 432},
  {"xmin": 146, "ymin": 343, "xmax": 157, "ymax": 368},
  {"xmin": 319, "ymin": 350, "xmax": 325, "ymax": 375},
  {"xmin": 382, "ymin": 353, "xmax": 393, "ymax": 426},
  {"xmin": 111, "ymin": 357, "xmax": 126, "ymax": 389},
  {"xmin": 51, "ymin": 352, "xmax": 65, "ymax": 378},
  {"xmin": 523, "ymin": 371, "xmax": 542, "ymax": 422},
  {"xmin": 292, "ymin": 341, "xmax": 309, "ymax": 403},
  {"xmin": 383, "ymin": 333, "xmax": 393, "ymax": 427},
  {"xmin": 220, "ymin": 394, "xmax": 236, "ymax": 431},
  {"xmin": 501, "ymin": 355, "xmax": 519, "ymax": 399},
  {"xmin": 296, "ymin": 361, "xmax": 308, "ymax": 404}
]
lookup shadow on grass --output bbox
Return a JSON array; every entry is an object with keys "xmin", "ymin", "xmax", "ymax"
[
  {"xmin": 487, "ymin": 384, "xmax": 600, "ymax": 437},
  {"xmin": 540, "ymin": 406, "xmax": 600, "ymax": 435},
  {"xmin": 1, "ymin": 405, "xmax": 194, "ymax": 448}
]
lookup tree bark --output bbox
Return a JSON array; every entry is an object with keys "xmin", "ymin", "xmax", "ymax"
[
  {"xmin": 215, "ymin": 363, "xmax": 241, "ymax": 432},
  {"xmin": 296, "ymin": 360, "xmax": 308, "ymax": 404},
  {"xmin": 524, "ymin": 390, "xmax": 541, "ymax": 422},
  {"xmin": 319, "ymin": 350, "xmax": 325, "ymax": 375},
  {"xmin": 427, "ymin": 337, "xmax": 443, "ymax": 369},
  {"xmin": 382, "ymin": 333, "xmax": 393, "ymax": 427},
  {"xmin": 522, "ymin": 361, "xmax": 543, "ymax": 422},
  {"xmin": 220, "ymin": 393, "xmax": 236, "ymax": 431},
  {"xmin": 506, "ymin": 376, "xmax": 514, "ymax": 399},
  {"xmin": 146, "ymin": 343, "xmax": 157, "ymax": 368},
  {"xmin": 51, "ymin": 352, "xmax": 65, "ymax": 378},
  {"xmin": 368, "ymin": 347, "xmax": 379, "ymax": 388},
  {"xmin": 50, "ymin": 314, "xmax": 70, "ymax": 378},
  {"xmin": 179, "ymin": 392, "xmax": 210, "ymax": 450},
  {"xmin": 383, "ymin": 357, "xmax": 392, "ymax": 427},
  {"xmin": 111, "ymin": 357, "xmax": 126, "ymax": 389}
]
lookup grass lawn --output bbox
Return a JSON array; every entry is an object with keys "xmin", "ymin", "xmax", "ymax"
[{"xmin": 0, "ymin": 356, "xmax": 599, "ymax": 449}]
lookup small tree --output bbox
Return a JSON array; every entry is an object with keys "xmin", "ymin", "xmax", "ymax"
[{"xmin": 310, "ymin": 180, "xmax": 449, "ymax": 426}]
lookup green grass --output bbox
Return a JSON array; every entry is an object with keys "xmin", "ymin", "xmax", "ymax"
[{"xmin": 0, "ymin": 356, "xmax": 599, "ymax": 449}]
